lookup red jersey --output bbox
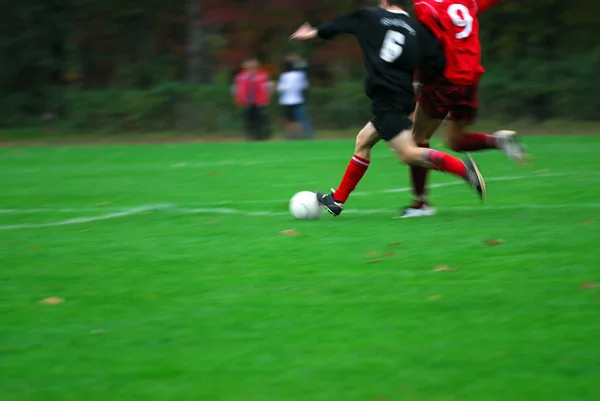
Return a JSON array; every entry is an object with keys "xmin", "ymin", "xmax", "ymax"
[
  {"xmin": 413, "ymin": 0, "xmax": 501, "ymax": 85},
  {"xmin": 234, "ymin": 70, "xmax": 271, "ymax": 107}
]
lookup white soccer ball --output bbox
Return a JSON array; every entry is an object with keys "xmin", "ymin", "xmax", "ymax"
[{"xmin": 289, "ymin": 191, "xmax": 323, "ymax": 220}]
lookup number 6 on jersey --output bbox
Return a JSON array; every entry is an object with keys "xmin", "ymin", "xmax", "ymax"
[{"xmin": 379, "ymin": 30, "xmax": 405, "ymax": 62}]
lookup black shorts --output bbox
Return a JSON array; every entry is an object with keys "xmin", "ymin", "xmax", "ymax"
[
  {"xmin": 370, "ymin": 95, "xmax": 415, "ymax": 141},
  {"xmin": 282, "ymin": 104, "xmax": 301, "ymax": 122}
]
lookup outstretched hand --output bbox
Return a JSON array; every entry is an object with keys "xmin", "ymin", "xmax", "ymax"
[{"xmin": 290, "ymin": 22, "xmax": 318, "ymax": 40}]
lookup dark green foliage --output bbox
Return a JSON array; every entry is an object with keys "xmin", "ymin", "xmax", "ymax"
[
  {"xmin": 4, "ymin": 49, "xmax": 599, "ymax": 133},
  {"xmin": 1, "ymin": 0, "xmax": 598, "ymax": 131}
]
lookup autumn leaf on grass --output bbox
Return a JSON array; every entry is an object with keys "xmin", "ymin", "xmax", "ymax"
[
  {"xmin": 580, "ymin": 281, "xmax": 597, "ymax": 290},
  {"xmin": 28, "ymin": 245, "xmax": 42, "ymax": 251},
  {"xmin": 363, "ymin": 251, "xmax": 379, "ymax": 257},
  {"xmin": 428, "ymin": 294, "xmax": 443, "ymax": 301},
  {"xmin": 40, "ymin": 297, "xmax": 64, "ymax": 305},
  {"xmin": 382, "ymin": 252, "xmax": 396, "ymax": 257},
  {"xmin": 367, "ymin": 258, "xmax": 385, "ymax": 264},
  {"xmin": 582, "ymin": 219, "xmax": 595, "ymax": 225},
  {"xmin": 279, "ymin": 229, "xmax": 299, "ymax": 236},
  {"xmin": 433, "ymin": 265, "xmax": 458, "ymax": 272},
  {"xmin": 387, "ymin": 242, "xmax": 402, "ymax": 248},
  {"xmin": 485, "ymin": 239, "xmax": 503, "ymax": 246}
]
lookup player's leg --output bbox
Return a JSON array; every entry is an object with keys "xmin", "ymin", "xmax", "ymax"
[
  {"xmin": 283, "ymin": 106, "xmax": 299, "ymax": 139},
  {"xmin": 316, "ymin": 122, "xmax": 380, "ymax": 216},
  {"xmin": 388, "ymin": 127, "xmax": 486, "ymax": 201},
  {"xmin": 401, "ymin": 79, "xmax": 450, "ymax": 217},
  {"xmin": 256, "ymin": 106, "xmax": 271, "ymax": 141},
  {"xmin": 445, "ymin": 85, "xmax": 527, "ymax": 162},
  {"xmin": 401, "ymin": 101, "xmax": 444, "ymax": 218},
  {"xmin": 447, "ymin": 118, "xmax": 527, "ymax": 162},
  {"xmin": 243, "ymin": 106, "xmax": 256, "ymax": 140}
]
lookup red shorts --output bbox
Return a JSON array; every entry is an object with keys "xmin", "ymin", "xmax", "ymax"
[{"xmin": 417, "ymin": 75, "xmax": 479, "ymax": 122}]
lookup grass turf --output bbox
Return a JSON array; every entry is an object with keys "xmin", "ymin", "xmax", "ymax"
[{"xmin": 1, "ymin": 135, "xmax": 599, "ymax": 401}]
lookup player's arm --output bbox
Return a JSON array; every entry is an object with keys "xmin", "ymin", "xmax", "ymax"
[
  {"xmin": 290, "ymin": 10, "xmax": 363, "ymax": 41},
  {"xmin": 316, "ymin": 10, "xmax": 363, "ymax": 39},
  {"xmin": 476, "ymin": 0, "xmax": 502, "ymax": 14},
  {"xmin": 417, "ymin": 25, "xmax": 445, "ymax": 77}
]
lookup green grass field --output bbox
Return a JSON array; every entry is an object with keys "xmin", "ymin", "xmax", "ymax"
[{"xmin": 1, "ymin": 135, "xmax": 599, "ymax": 401}]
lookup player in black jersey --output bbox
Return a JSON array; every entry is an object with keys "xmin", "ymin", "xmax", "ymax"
[{"xmin": 290, "ymin": 0, "xmax": 485, "ymax": 217}]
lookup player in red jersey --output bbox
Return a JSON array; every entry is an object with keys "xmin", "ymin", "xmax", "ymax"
[{"xmin": 400, "ymin": 0, "xmax": 528, "ymax": 218}]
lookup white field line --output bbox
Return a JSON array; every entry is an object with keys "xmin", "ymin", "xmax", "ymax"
[
  {"xmin": 160, "ymin": 172, "xmax": 572, "ymax": 206},
  {"xmin": 180, "ymin": 203, "xmax": 600, "ymax": 216},
  {"xmin": 0, "ymin": 172, "xmax": 595, "ymax": 230},
  {"xmin": 1, "ymin": 202, "xmax": 600, "ymax": 230},
  {"xmin": 0, "ymin": 172, "xmax": 579, "ymax": 214},
  {"xmin": 0, "ymin": 205, "xmax": 168, "ymax": 231}
]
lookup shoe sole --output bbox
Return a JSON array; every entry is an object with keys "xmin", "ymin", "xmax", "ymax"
[
  {"xmin": 394, "ymin": 209, "xmax": 437, "ymax": 219},
  {"xmin": 496, "ymin": 130, "xmax": 530, "ymax": 164},
  {"xmin": 466, "ymin": 154, "xmax": 486, "ymax": 201}
]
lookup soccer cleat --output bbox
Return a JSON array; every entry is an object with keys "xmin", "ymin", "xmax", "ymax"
[
  {"xmin": 463, "ymin": 154, "xmax": 486, "ymax": 201},
  {"xmin": 316, "ymin": 189, "xmax": 344, "ymax": 216},
  {"xmin": 396, "ymin": 202, "xmax": 437, "ymax": 219},
  {"xmin": 494, "ymin": 130, "xmax": 528, "ymax": 163}
]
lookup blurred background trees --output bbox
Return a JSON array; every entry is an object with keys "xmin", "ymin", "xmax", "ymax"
[{"xmin": 1, "ymin": 0, "xmax": 599, "ymax": 131}]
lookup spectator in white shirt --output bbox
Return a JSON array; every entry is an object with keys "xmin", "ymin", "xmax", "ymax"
[
  {"xmin": 289, "ymin": 54, "xmax": 314, "ymax": 139},
  {"xmin": 277, "ymin": 59, "xmax": 308, "ymax": 139}
]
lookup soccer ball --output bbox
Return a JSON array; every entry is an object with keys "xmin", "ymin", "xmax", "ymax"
[{"xmin": 289, "ymin": 191, "xmax": 323, "ymax": 220}]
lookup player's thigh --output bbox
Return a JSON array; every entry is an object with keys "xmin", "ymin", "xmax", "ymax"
[
  {"xmin": 356, "ymin": 122, "xmax": 380, "ymax": 150},
  {"xmin": 387, "ymin": 129, "xmax": 421, "ymax": 164},
  {"xmin": 417, "ymin": 84, "xmax": 450, "ymax": 123},
  {"xmin": 445, "ymin": 84, "xmax": 479, "ymax": 143},
  {"xmin": 412, "ymin": 102, "xmax": 443, "ymax": 143},
  {"xmin": 370, "ymin": 106, "xmax": 416, "ymax": 162}
]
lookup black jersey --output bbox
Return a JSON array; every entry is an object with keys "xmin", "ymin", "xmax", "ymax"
[{"xmin": 317, "ymin": 7, "xmax": 444, "ymax": 99}]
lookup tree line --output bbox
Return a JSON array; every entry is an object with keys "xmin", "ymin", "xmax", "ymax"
[{"xmin": 1, "ymin": 0, "xmax": 599, "ymax": 127}]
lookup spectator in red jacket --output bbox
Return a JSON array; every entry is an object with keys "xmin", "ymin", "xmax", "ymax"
[{"xmin": 233, "ymin": 57, "xmax": 272, "ymax": 141}]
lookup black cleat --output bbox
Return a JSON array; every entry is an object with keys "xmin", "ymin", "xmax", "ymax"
[
  {"xmin": 316, "ymin": 189, "xmax": 344, "ymax": 216},
  {"xmin": 463, "ymin": 154, "xmax": 486, "ymax": 201}
]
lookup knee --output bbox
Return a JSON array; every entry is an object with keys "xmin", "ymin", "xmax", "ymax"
[
  {"xmin": 355, "ymin": 129, "xmax": 375, "ymax": 153},
  {"xmin": 415, "ymin": 138, "xmax": 430, "ymax": 148},
  {"xmin": 446, "ymin": 137, "xmax": 461, "ymax": 152},
  {"xmin": 396, "ymin": 146, "xmax": 420, "ymax": 165},
  {"xmin": 399, "ymin": 152, "xmax": 412, "ymax": 165}
]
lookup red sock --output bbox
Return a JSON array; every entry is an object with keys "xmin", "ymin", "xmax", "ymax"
[
  {"xmin": 410, "ymin": 142, "xmax": 430, "ymax": 202},
  {"xmin": 333, "ymin": 154, "xmax": 370, "ymax": 203},
  {"xmin": 452, "ymin": 132, "xmax": 497, "ymax": 152},
  {"xmin": 426, "ymin": 149, "xmax": 467, "ymax": 178}
]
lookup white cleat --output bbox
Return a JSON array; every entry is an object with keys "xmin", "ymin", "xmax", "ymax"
[
  {"xmin": 494, "ymin": 130, "xmax": 528, "ymax": 163},
  {"xmin": 396, "ymin": 204, "xmax": 437, "ymax": 219}
]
